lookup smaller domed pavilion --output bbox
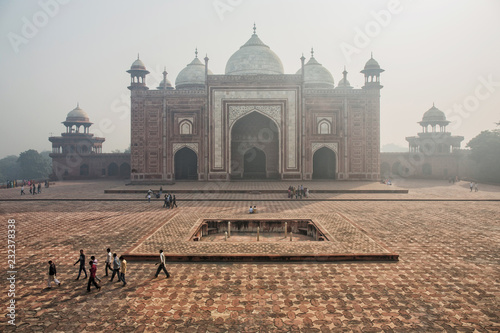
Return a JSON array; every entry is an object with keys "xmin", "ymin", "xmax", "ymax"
[{"xmin": 406, "ymin": 104, "xmax": 464, "ymax": 154}]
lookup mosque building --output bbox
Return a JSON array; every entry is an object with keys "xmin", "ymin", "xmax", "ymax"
[{"xmin": 128, "ymin": 26, "xmax": 384, "ymax": 182}]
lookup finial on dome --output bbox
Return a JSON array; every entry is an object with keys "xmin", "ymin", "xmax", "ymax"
[
  {"xmin": 311, "ymin": 47, "xmax": 314, "ymax": 58},
  {"xmin": 77, "ymin": 102, "xmax": 79, "ymax": 108},
  {"xmin": 137, "ymin": 53, "xmax": 140, "ymax": 60},
  {"xmin": 433, "ymin": 102, "xmax": 435, "ymax": 107},
  {"xmin": 371, "ymin": 52, "xmax": 373, "ymax": 59},
  {"xmin": 300, "ymin": 53, "xmax": 305, "ymax": 61},
  {"xmin": 253, "ymin": 22, "xmax": 256, "ymax": 35},
  {"xmin": 195, "ymin": 48, "xmax": 198, "ymax": 58}
]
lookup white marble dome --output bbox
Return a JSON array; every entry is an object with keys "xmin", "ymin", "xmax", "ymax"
[
  {"xmin": 175, "ymin": 56, "xmax": 212, "ymax": 89},
  {"xmin": 66, "ymin": 104, "xmax": 89, "ymax": 122},
  {"xmin": 225, "ymin": 33, "xmax": 284, "ymax": 75},
  {"xmin": 296, "ymin": 54, "xmax": 334, "ymax": 89},
  {"xmin": 422, "ymin": 105, "xmax": 447, "ymax": 122},
  {"xmin": 130, "ymin": 58, "xmax": 147, "ymax": 71}
]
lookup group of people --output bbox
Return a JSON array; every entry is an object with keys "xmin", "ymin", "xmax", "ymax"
[
  {"xmin": 287, "ymin": 185, "xmax": 308, "ymax": 199},
  {"xmin": 146, "ymin": 188, "xmax": 178, "ymax": 208},
  {"xmin": 48, "ymin": 248, "xmax": 171, "ymax": 292},
  {"xmin": 248, "ymin": 205, "xmax": 258, "ymax": 214},
  {"xmin": 469, "ymin": 182, "xmax": 479, "ymax": 192},
  {"xmin": 5, "ymin": 179, "xmax": 49, "ymax": 191},
  {"xmin": 163, "ymin": 193, "xmax": 177, "ymax": 209},
  {"xmin": 51, "ymin": 248, "xmax": 128, "ymax": 292},
  {"xmin": 20, "ymin": 182, "xmax": 43, "ymax": 195}
]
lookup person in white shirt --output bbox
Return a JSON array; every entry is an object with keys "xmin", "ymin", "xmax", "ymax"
[
  {"xmin": 154, "ymin": 249, "xmax": 170, "ymax": 278},
  {"xmin": 105, "ymin": 248, "xmax": 112, "ymax": 276}
]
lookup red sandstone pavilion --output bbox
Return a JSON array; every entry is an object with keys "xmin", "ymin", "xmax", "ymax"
[{"xmin": 128, "ymin": 27, "xmax": 384, "ymax": 183}]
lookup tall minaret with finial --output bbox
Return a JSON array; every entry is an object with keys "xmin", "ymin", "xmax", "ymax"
[
  {"xmin": 127, "ymin": 54, "xmax": 150, "ymax": 91},
  {"xmin": 361, "ymin": 52, "xmax": 384, "ymax": 89}
]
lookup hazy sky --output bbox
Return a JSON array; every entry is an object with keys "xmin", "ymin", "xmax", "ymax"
[{"xmin": 1, "ymin": 0, "xmax": 499, "ymax": 158}]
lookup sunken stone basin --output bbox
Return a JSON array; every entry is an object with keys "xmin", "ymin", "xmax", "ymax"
[{"xmin": 191, "ymin": 219, "xmax": 328, "ymax": 242}]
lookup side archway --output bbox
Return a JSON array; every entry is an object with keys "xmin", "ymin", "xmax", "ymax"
[
  {"xmin": 312, "ymin": 147, "xmax": 337, "ymax": 179},
  {"xmin": 80, "ymin": 164, "xmax": 89, "ymax": 176},
  {"xmin": 174, "ymin": 147, "xmax": 198, "ymax": 180},
  {"xmin": 108, "ymin": 163, "xmax": 119, "ymax": 177},
  {"xmin": 119, "ymin": 163, "xmax": 131, "ymax": 178}
]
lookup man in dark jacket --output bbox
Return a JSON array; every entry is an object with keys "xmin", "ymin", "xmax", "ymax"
[
  {"xmin": 47, "ymin": 261, "xmax": 61, "ymax": 288},
  {"xmin": 73, "ymin": 249, "xmax": 87, "ymax": 280}
]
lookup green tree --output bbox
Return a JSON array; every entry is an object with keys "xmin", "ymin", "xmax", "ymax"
[
  {"xmin": 466, "ymin": 130, "xmax": 500, "ymax": 183},
  {"xmin": 17, "ymin": 150, "xmax": 52, "ymax": 180},
  {"xmin": 0, "ymin": 155, "xmax": 20, "ymax": 182}
]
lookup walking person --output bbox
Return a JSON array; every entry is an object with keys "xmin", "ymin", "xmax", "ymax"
[
  {"xmin": 474, "ymin": 183, "xmax": 479, "ymax": 192},
  {"xmin": 119, "ymin": 256, "xmax": 127, "ymax": 286},
  {"xmin": 166, "ymin": 194, "xmax": 171, "ymax": 209},
  {"xmin": 172, "ymin": 194, "xmax": 177, "ymax": 208},
  {"xmin": 163, "ymin": 194, "xmax": 168, "ymax": 208},
  {"xmin": 469, "ymin": 182, "xmax": 473, "ymax": 192},
  {"xmin": 37, "ymin": 183, "xmax": 41, "ymax": 194},
  {"xmin": 73, "ymin": 249, "xmax": 87, "ymax": 280},
  {"xmin": 154, "ymin": 249, "xmax": 170, "ymax": 278},
  {"xmin": 90, "ymin": 256, "xmax": 102, "ymax": 282},
  {"xmin": 87, "ymin": 260, "xmax": 101, "ymax": 292},
  {"xmin": 110, "ymin": 253, "xmax": 121, "ymax": 282},
  {"xmin": 105, "ymin": 248, "xmax": 112, "ymax": 276},
  {"xmin": 47, "ymin": 261, "xmax": 61, "ymax": 288},
  {"xmin": 20, "ymin": 185, "xmax": 25, "ymax": 195}
]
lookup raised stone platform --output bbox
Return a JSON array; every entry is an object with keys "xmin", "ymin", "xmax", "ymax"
[{"xmin": 125, "ymin": 212, "xmax": 398, "ymax": 262}]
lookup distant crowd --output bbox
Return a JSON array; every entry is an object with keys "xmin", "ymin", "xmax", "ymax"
[
  {"xmin": 146, "ymin": 187, "xmax": 178, "ymax": 208},
  {"xmin": 288, "ymin": 185, "xmax": 308, "ymax": 199},
  {"xmin": 16, "ymin": 179, "xmax": 49, "ymax": 195}
]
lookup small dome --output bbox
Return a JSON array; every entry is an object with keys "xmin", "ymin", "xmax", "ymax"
[
  {"xmin": 175, "ymin": 56, "xmax": 212, "ymax": 89},
  {"xmin": 422, "ymin": 105, "xmax": 447, "ymax": 122},
  {"xmin": 225, "ymin": 32, "xmax": 284, "ymax": 75},
  {"xmin": 296, "ymin": 52, "xmax": 334, "ymax": 89},
  {"xmin": 337, "ymin": 77, "xmax": 352, "ymax": 89},
  {"xmin": 130, "ymin": 56, "xmax": 147, "ymax": 71},
  {"xmin": 66, "ymin": 104, "xmax": 89, "ymax": 122},
  {"xmin": 364, "ymin": 56, "xmax": 381, "ymax": 70},
  {"xmin": 157, "ymin": 78, "xmax": 173, "ymax": 90}
]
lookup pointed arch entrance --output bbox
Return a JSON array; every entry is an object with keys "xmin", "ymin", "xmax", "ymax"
[
  {"xmin": 230, "ymin": 111, "xmax": 279, "ymax": 179},
  {"xmin": 174, "ymin": 147, "xmax": 198, "ymax": 180},
  {"xmin": 312, "ymin": 147, "xmax": 337, "ymax": 179},
  {"xmin": 243, "ymin": 147, "xmax": 266, "ymax": 179}
]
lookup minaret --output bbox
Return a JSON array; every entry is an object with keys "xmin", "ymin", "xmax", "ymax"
[
  {"xmin": 361, "ymin": 53, "xmax": 384, "ymax": 89},
  {"xmin": 127, "ymin": 54, "xmax": 150, "ymax": 91}
]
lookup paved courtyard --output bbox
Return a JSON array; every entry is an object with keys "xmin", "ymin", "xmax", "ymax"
[{"xmin": 0, "ymin": 180, "xmax": 499, "ymax": 332}]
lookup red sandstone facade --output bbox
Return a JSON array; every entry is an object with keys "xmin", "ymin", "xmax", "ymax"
[{"xmin": 129, "ymin": 30, "xmax": 384, "ymax": 182}]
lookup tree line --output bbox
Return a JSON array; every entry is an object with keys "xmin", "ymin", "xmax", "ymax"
[{"xmin": 0, "ymin": 150, "xmax": 52, "ymax": 183}]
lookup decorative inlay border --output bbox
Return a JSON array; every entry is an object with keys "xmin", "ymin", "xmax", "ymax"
[
  {"xmin": 173, "ymin": 142, "xmax": 198, "ymax": 155},
  {"xmin": 312, "ymin": 142, "xmax": 338, "ymax": 154},
  {"xmin": 228, "ymin": 105, "xmax": 281, "ymax": 128}
]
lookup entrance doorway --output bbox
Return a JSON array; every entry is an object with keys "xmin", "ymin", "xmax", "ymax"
[
  {"xmin": 230, "ymin": 111, "xmax": 279, "ymax": 179},
  {"xmin": 174, "ymin": 147, "xmax": 198, "ymax": 180},
  {"xmin": 243, "ymin": 147, "xmax": 266, "ymax": 179},
  {"xmin": 312, "ymin": 147, "xmax": 336, "ymax": 179}
]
